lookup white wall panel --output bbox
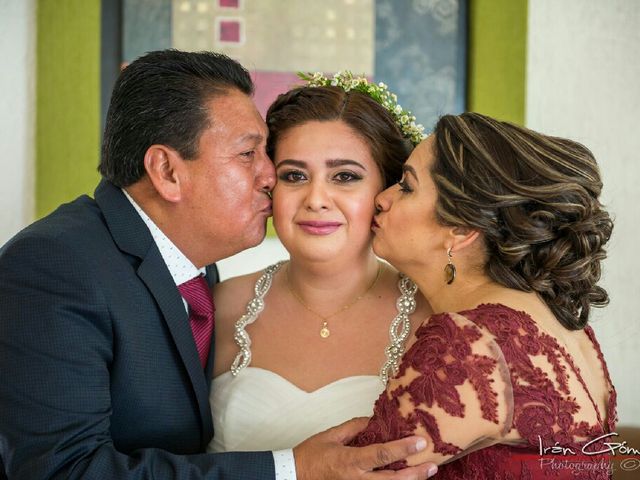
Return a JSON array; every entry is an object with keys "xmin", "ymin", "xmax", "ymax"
[
  {"xmin": 527, "ymin": 0, "xmax": 640, "ymax": 426},
  {"xmin": 216, "ymin": 237, "xmax": 289, "ymax": 280},
  {"xmin": 0, "ymin": 0, "xmax": 36, "ymax": 245}
]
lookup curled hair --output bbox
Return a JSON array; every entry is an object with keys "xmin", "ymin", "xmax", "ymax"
[
  {"xmin": 99, "ymin": 49, "xmax": 253, "ymax": 187},
  {"xmin": 266, "ymin": 86, "xmax": 413, "ymax": 188},
  {"xmin": 432, "ymin": 112, "xmax": 612, "ymax": 330}
]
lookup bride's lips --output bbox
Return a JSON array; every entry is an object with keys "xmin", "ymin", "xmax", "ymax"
[
  {"xmin": 297, "ymin": 221, "xmax": 342, "ymax": 235},
  {"xmin": 371, "ymin": 217, "xmax": 381, "ymax": 230}
]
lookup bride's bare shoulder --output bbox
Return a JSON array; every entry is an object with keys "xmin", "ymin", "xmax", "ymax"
[
  {"xmin": 212, "ymin": 270, "xmax": 264, "ymax": 320},
  {"xmin": 212, "ymin": 266, "xmax": 282, "ymax": 377}
]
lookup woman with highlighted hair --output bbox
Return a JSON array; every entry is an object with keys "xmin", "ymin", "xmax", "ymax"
[{"xmin": 352, "ymin": 112, "xmax": 616, "ymax": 479}]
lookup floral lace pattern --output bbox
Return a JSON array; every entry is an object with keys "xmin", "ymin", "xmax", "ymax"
[{"xmin": 351, "ymin": 304, "xmax": 617, "ymax": 479}]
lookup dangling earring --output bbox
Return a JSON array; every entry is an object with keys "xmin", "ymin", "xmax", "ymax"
[{"xmin": 444, "ymin": 247, "xmax": 456, "ymax": 285}]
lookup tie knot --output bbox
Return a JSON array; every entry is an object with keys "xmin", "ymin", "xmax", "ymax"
[{"xmin": 178, "ymin": 276, "xmax": 214, "ymax": 318}]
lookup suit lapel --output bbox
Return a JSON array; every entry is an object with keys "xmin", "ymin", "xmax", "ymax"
[
  {"xmin": 137, "ymin": 252, "xmax": 214, "ymax": 445},
  {"xmin": 204, "ymin": 264, "xmax": 218, "ymax": 384},
  {"xmin": 94, "ymin": 179, "xmax": 214, "ymax": 446}
]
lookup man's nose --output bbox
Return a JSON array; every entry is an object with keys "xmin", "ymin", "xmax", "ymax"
[{"xmin": 258, "ymin": 151, "xmax": 276, "ymax": 192}]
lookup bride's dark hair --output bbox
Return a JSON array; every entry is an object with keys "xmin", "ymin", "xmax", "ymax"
[
  {"xmin": 432, "ymin": 112, "xmax": 613, "ymax": 330},
  {"xmin": 266, "ymin": 86, "xmax": 413, "ymax": 187}
]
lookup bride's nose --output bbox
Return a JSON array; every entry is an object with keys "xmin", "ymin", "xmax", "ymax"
[{"xmin": 304, "ymin": 180, "xmax": 331, "ymax": 211}]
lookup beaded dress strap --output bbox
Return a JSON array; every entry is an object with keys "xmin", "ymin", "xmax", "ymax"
[
  {"xmin": 230, "ymin": 262, "xmax": 418, "ymax": 384},
  {"xmin": 230, "ymin": 261, "xmax": 285, "ymax": 376},
  {"xmin": 379, "ymin": 274, "xmax": 418, "ymax": 384}
]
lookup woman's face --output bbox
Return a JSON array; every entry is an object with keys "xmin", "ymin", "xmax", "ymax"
[
  {"xmin": 272, "ymin": 120, "xmax": 384, "ymax": 262},
  {"xmin": 372, "ymin": 135, "xmax": 449, "ymax": 271}
]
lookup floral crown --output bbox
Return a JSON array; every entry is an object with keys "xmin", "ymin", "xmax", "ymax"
[{"xmin": 297, "ymin": 71, "xmax": 426, "ymax": 146}]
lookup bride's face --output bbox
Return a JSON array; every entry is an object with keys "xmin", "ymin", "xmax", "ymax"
[
  {"xmin": 372, "ymin": 136, "xmax": 448, "ymax": 272},
  {"xmin": 272, "ymin": 120, "xmax": 384, "ymax": 262}
]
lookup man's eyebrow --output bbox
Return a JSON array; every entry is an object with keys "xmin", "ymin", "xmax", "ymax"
[
  {"xmin": 326, "ymin": 159, "xmax": 367, "ymax": 170},
  {"xmin": 403, "ymin": 164, "xmax": 419, "ymax": 182},
  {"xmin": 237, "ymin": 133, "xmax": 265, "ymax": 144}
]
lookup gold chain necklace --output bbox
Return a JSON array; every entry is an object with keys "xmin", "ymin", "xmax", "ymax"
[{"xmin": 285, "ymin": 262, "xmax": 382, "ymax": 338}]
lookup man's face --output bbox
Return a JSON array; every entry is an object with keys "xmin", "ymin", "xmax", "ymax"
[{"xmin": 178, "ymin": 89, "xmax": 275, "ymax": 266}]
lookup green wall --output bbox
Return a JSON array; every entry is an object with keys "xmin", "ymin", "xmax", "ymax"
[
  {"xmin": 36, "ymin": 0, "xmax": 101, "ymax": 217},
  {"xmin": 33, "ymin": 0, "xmax": 528, "ymax": 220},
  {"xmin": 468, "ymin": 0, "xmax": 528, "ymax": 124}
]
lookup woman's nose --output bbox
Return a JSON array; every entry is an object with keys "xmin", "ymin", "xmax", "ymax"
[
  {"xmin": 304, "ymin": 180, "xmax": 331, "ymax": 211},
  {"xmin": 375, "ymin": 185, "xmax": 393, "ymax": 212}
]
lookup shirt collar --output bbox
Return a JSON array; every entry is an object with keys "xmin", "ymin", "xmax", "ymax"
[{"xmin": 122, "ymin": 189, "xmax": 205, "ymax": 286}]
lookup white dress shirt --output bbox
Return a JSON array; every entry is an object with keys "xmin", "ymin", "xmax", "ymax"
[{"xmin": 123, "ymin": 189, "xmax": 296, "ymax": 480}]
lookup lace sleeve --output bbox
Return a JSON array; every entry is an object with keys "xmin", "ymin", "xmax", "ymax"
[{"xmin": 350, "ymin": 311, "xmax": 513, "ymax": 469}]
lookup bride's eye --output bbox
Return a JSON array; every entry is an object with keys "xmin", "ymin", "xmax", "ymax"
[
  {"xmin": 278, "ymin": 170, "xmax": 307, "ymax": 183},
  {"xmin": 333, "ymin": 171, "xmax": 362, "ymax": 184}
]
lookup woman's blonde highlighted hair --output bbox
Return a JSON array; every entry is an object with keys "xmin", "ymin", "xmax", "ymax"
[{"xmin": 432, "ymin": 112, "xmax": 613, "ymax": 330}]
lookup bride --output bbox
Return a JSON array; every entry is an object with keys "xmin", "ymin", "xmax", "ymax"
[{"xmin": 208, "ymin": 73, "xmax": 431, "ymax": 452}]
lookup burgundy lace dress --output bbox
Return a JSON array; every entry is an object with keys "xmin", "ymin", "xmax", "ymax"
[{"xmin": 351, "ymin": 304, "xmax": 617, "ymax": 479}]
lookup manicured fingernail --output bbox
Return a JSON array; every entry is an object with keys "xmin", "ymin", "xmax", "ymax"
[
  {"xmin": 427, "ymin": 465, "xmax": 438, "ymax": 477},
  {"xmin": 415, "ymin": 438, "xmax": 427, "ymax": 452}
]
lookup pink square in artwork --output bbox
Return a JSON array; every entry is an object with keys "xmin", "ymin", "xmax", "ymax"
[
  {"xmin": 219, "ymin": 20, "xmax": 240, "ymax": 42},
  {"xmin": 219, "ymin": 0, "xmax": 239, "ymax": 8}
]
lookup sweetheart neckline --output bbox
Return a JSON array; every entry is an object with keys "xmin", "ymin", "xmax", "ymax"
[{"xmin": 212, "ymin": 367, "xmax": 382, "ymax": 394}]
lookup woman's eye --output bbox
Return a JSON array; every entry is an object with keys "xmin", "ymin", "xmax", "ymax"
[
  {"xmin": 398, "ymin": 179, "xmax": 413, "ymax": 193},
  {"xmin": 278, "ymin": 170, "xmax": 306, "ymax": 182},
  {"xmin": 334, "ymin": 171, "xmax": 362, "ymax": 183}
]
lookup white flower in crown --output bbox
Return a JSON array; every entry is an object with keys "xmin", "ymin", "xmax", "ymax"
[{"xmin": 297, "ymin": 71, "xmax": 427, "ymax": 146}]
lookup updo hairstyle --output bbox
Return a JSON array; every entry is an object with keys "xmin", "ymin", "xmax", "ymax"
[
  {"xmin": 431, "ymin": 112, "xmax": 612, "ymax": 330},
  {"xmin": 266, "ymin": 86, "xmax": 413, "ymax": 188}
]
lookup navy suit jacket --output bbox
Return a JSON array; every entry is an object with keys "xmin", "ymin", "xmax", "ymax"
[{"xmin": 0, "ymin": 180, "xmax": 275, "ymax": 479}]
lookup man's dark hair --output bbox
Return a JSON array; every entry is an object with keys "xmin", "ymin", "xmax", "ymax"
[{"xmin": 99, "ymin": 49, "xmax": 254, "ymax": 187}]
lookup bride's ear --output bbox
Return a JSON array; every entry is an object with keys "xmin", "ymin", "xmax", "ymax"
[{"xmin": 445, "ymin": 226, "xmax": 481, "ymax": 253}]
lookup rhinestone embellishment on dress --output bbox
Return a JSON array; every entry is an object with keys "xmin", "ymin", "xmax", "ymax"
[{"xmin": 230, "ymin": 261, "xmax": 418, "ymax": 384}]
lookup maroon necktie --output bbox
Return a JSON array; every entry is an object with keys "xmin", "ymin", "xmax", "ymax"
[{"xmin": 177, "ymin": 276, "xmax": 215, "ymax": 368}]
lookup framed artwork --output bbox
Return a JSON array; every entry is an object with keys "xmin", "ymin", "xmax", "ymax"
[{"xmin": 102, "ymin": 0, "xmax": 467, "ymax": 132}]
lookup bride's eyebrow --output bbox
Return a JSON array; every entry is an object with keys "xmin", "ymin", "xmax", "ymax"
[
  {"xmin": 276, "ymin": 159, "xmax": 306, "ymax": 169},
  {"xmin": 326, "ymin": 159, "xmax": 366, "ymax": 170}
]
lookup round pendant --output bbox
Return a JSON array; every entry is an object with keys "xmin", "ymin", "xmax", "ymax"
[{"xmin": 320, "ymin": 326, "xmax": 330, "ymax": 338}]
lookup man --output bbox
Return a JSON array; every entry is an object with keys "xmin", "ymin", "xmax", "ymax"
[{"xmin": 0, "ymin": 50, "xmax": 436, "ymax": 479}]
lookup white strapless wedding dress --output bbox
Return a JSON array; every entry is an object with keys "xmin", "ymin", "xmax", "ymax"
[
  {"xmin": 208, "ymin": 261, "xmax": 418, "ymax": 452},
  {"xmin": 209, "ymin": 368, "xmax": 383, "ymax": 451}
]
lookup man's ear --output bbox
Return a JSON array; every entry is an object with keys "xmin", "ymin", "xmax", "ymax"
[
  {"xmin": 143, "ymin": 145, "xmax": 183, "ymax": 203},
  {"xmin": 446, "ymin": 225, "xmax": 481, "ymax": 253}
]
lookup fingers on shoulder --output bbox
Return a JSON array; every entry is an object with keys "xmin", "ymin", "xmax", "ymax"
[{"xmin": 353, "ymin": 436, "xmax": 421, "ymax": 472}]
